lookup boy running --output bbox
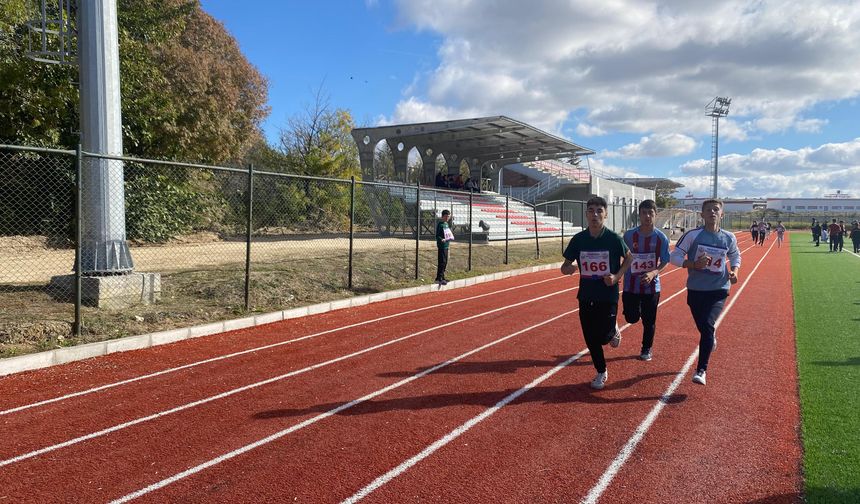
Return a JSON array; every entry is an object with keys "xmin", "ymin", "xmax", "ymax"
[
  {"xmin": 561, "ymin": 196, "xmax": 632, "ymax": 390},
  {"xmin": 775, "ymin": 221, "xmax": 786, "ymax": 248},
  {"xmin": 670, "ymin": 199, "xmax": 740, "ymax": 386},
  {"xmin": 622, "ymin": 200, "xmax": 671, "ymax": 361}
]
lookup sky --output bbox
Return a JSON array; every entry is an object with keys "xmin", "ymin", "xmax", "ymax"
[{"xmin": 199, "ymin": 0, "xmax": 860, "ymax": 199}]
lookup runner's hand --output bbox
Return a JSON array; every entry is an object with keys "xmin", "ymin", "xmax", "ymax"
[
  {"xmin": 729, "ymin": 270, "xmax": 738, "ymax": 284},
  {"xmin": 603, "ymin": 273, "xmax": 617, "ymax": 286},
  {"xmin": 693, "ymin": 255, "xmax": 710, "ymax": 269}
]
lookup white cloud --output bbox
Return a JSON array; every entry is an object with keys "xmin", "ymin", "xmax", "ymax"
[
  {"xmin": 676, "ymin": 138, "xmax": 860, "ymax": 198},
  {"xmin": 575, "ymin": 123, "xmax": 607, "ymax": 137},
  {"xmin": 606, "ymin": 133, "xmax": 697, "ymax": 158},
  {"xmin": 389, "ymin": 0, "xmax": 860, "ymax": 139}
]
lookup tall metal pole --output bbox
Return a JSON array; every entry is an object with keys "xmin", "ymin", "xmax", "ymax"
[
  {"xmin": 505, "ymin": 192, "xmax": 510, "ymax": 264},
  {"xmin": 349, "ymin": 176, "xmax": 355, "ymax": 289},
  {"xmin": 468, "ymin": 191, "xmax": 473, "ymax": 271},
  {"xmin": 244, "ymin": 164, "xmax": 254, "ymax": 311},
  {"xmin": 74, "ymin": 145, "xmax": 83, "ymax": 337},
  {"xmin": 414, "ymin": 182, "xmax": 420, "ymax": 280},
  {"xmin": 78, "ymin": 0, "xmax": 132, "ymax": 274},
  {"xmin": 712, "ymin": 117, "xmax": 719, "ymax": 199}
]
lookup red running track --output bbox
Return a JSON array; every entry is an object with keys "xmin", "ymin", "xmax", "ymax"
[{"xmin": 0, "ymin": 233, "xmax": 802, "ymax": 503}]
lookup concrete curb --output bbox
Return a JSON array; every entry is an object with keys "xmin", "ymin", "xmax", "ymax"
[{"xmin": 0, "ymin": 262, "xmax": 562, "ymax": 377}]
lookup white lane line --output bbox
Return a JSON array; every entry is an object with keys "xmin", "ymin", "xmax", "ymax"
[
  {"xmin": 579, "ymin": 239, "xmax": 776, "ymax": 504},
  {"xmin": 0, "ymin": 286, "xmax": 577, "ymax": 469},
  {"xmin": 341, "ymin": 284, "xmax": 692, "ymax": 504},
  {"xmin": 109, "ymin": 306, "xmax": 589, "ymax": 504},
  {"xmin": 1, "ymin": 275, "xmax": 569, "ymax": 417}
]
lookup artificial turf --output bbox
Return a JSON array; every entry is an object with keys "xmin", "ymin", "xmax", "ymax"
[{"xmin": 790, "ymin": 233, "xmax": 860, "ymax": 503}]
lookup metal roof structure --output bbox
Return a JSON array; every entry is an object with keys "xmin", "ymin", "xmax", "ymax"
[
  {"xmin": 610, "ymin": 177, "xmax": 684, "ymax": 191},
  {"xmin": 351, "ymin": 116, "xmax": 594, "ymax": 184}
]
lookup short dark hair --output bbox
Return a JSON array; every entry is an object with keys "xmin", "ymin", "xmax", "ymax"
[
  {"xmin": 586, "ymin": 196, "xmax": 607, "ymax": 209},
  {"xmin": 441, "ymin": 209, "xmax": 450, "ymax": 216},
  {"xmin": 638, "ymin": 199, "xmax": 657, "ymax": 212}
]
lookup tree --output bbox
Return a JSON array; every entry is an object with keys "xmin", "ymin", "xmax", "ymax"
[
  {"xmin": 655, "ymin": 186, "xmax": 678, "ymax": 209},
  {"xmin": 278, "ymin": 86, "xmax": 360, "ymax": 179}
]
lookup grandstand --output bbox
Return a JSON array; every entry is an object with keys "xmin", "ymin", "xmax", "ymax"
[{"xmin": 372, "ymin": 184, "xmax": 581, "ymax": 242}]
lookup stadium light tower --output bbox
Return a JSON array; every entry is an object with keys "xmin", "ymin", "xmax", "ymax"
[{"xmin": 705, "ymin": 96, "xmax": 731, "ymax": 199}]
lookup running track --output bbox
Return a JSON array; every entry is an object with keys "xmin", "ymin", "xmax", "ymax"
[{"xmin": 0, "ymin": 233, "xmax": 802, "ymax": 503}]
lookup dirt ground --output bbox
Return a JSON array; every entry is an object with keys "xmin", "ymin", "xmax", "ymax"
[{"xmin": 0, "ymin": 234, "xmax": 559, "ymax": 357}]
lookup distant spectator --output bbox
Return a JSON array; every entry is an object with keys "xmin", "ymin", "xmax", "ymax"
[
  {"xmin": 838, "ymin": 220, "xmax": 847, "ymax": 252},
  {"xmin": 811, "ymin": 221, "xmax": 821, "ymax": 247},
  {"xmin": 435, "ymin": 209, "xmax": 454, "ymax": 285},
  {"xmin": 435, "ymin": 171, "xmax": 445, "ymax": 188},
  {"xmin": 828, "ymin": 219, "xmax": 841, "ymax": 252},
  {"xmin": 454, "ymin": 174, "xmax": 464, "ymax": 190},
  {"xmin": 821, "ymin": 224, "xmax": 829, "ymax": 246},
  {"xmin": 850, "ymin": 221, "xmax": 860, "ymax": 253}
]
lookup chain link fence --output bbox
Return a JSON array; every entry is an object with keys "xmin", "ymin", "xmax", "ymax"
[{"xmin": 3, "ymin": 144, "xmax": 593, "ymax": 357}]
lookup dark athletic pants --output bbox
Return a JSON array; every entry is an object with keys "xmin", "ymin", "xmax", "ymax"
[
  {"xmin": 578, "ymin": 300, "xmax": 618, "ymax": 373},
  {"xmin": 686, "ymin": 289, "xmax": 728, "ymax": 372},
  {"xmin": 622, "ymin": 291, "xmax": 661, "ymax": 351},
  {"xmin": 436, "ymin": 247, "xmax": 448, "ymax": 281}
]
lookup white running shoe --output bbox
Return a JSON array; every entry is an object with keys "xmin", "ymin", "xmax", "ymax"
[
  {"xmin": 609, "ymin": 325, "xmax": 622, "ymax": 348},
  {"xmin": 692, "ymin": 369, "xmax": 707, "ymax": 385},
  {"xmin": 591, "ymin": 371, "xmax": 608, "ymax": 390}
]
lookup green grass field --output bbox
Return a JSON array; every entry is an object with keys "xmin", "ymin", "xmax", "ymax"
[{"xmin": 790, "ymin": 232, "xmax": 860, "ymax": 503}]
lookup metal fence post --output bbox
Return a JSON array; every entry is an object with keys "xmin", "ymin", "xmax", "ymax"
[
  {"xmin": 560, "ymin": 199, "xmax": 565, "ymax": 254},
  {"xmin": 533, "ymin": 203, "xmax": 540, "ymax": 259},
  {"xmin": 74, "ymin": 145, "xmax": 83, "ymax": 337},
  {"xmin": 244, "ymin": 163, "xmax": 253, "ymax": 311},
  {"xmin": 415, "ymin": 182, "xmax": 420, "ymax": 280},
  {"xmin": 505, "ymin": 192, "xmax": 510, "ymax": 265},
  {"xmin": 468, "ymin": 190, "xmax": 473, "ymax": 271},
  {"xmin": 349, "ymin": 176, "xmax": 355, "ymax": 289}
]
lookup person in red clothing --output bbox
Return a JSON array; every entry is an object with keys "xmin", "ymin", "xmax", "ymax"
[{"xmin": 828, "ymin": 219, "xmax": 842, "ymax": 252}]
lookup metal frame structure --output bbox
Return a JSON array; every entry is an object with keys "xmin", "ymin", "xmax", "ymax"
[
  {"xmin": 25, "ymin": 0, "xmax": 76, "ymax": 65},
  {"xmin": 706, "ymin": 97, "xmax": 731, "ymax": 199}
]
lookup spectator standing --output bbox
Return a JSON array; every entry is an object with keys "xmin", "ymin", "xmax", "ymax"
[
  {"xmin": 850, "ymin": 221, "xmax": 860, "ymax": 253},
  {"xmin": 561, "ymin": 196, "xmax": 632, "ymax": 390},
  {"xmin": 812, "ymin": 221, "xmax": 821, "ymax": 247},
  {"xmin": 622, "ymin": 200, "xmax": 671, "ymax": 361},
  {"xmin": 828, "ymin": 219, "xmax": 841, "ymax": 252},
  {"xmin": 669, "ymin": 199, "xmax": 741, "ymax": 386},
  {"xmin": 435, "ymin": 210, "xmax": 454, "ymax": 284}
]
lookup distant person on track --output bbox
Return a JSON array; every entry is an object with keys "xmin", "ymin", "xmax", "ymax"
[
  {"xmin": 561, "ymin": 196, "xmax": 632, "ymax": 390},
  {"xmin": 622, "ymin": 199, "xmax": 671, "ymax": 362},
  {"xmin": 435, "ymin": 210, "xmax": 454, "ymax": 285},
  {"xmin": 811, "ymin": 221, "xmax": 821, "ymax": 247},
  {"xmin": 750, "ymin": 221, "xmax": 759, "ymax": 245},
  {"xmin": 775, "ymin": 221, "xmax": 786, "ymax": 248},
  {"xmin": 670, "ymin": 199, "xmax": 741, "ymax": 386},
  {"xmin": 757, "ymin": 221, "xmax": 767, "ymax": 246}
]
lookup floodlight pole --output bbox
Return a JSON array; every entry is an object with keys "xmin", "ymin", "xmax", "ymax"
[
  {"xmin": 78, "ymin": 0, "xmax": 133, "ymax": 274},
  {"xmin": 706, "ymin": 96, "xmax": 731, "ymax": 200}
]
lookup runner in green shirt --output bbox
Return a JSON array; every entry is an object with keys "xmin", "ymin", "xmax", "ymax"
[{"xmin": 561, "ymin": 196, "xmax": 632, "ymax": 389}]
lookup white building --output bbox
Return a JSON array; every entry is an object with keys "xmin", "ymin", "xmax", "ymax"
[
  {"xmin": 676, "ymin": 197, "xmax": 766, "ymax": 212},
  {"xmin": 766, "ymin": 197, "xmax": 860, "ymax": 213}
]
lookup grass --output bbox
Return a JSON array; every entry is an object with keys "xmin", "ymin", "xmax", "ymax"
[
  {"xmin": 0, "ymin": 239, "xmax": 561, "ymax": 358},
  {"xmin": 790, "ymin": 232, "xmax": 860, "ymax": 503}
]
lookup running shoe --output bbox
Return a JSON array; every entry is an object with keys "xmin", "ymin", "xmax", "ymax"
[
  {"xmin": 609, "ymin": 325, "xmax": 622, "ymax": 348},
  {"xmin": 639, "ymin": 348, "xmax": 652, "ymax": 361},
  {"xmin": 591, "ymin": 371, "xmax": 608, "ymax": 390},
  {"xmin": 692, "ymin": 369, "xmax": 707, "ymax": 385}
]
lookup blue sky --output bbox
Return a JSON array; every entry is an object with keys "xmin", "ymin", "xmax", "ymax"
[{"xmin": 200, "ymin": 0, "xmax": 860, "ymax": 199}]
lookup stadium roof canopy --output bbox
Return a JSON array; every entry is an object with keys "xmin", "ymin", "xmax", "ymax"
[
  {"xmin": 610, "ymin": 177, "xmax": 684, "ymax": 191},
  {"xmin": 351, "ymin": 116, "xmax": 595, "ymax": 178}
]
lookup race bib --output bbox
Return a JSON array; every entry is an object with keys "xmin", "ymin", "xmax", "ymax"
[
  {"xmin": 580, "ymin": 250, "xmax": 610, "ymax": 277},
  {"xmin": 630, "ymin": 252, "xmax": 657, "ymax": 275},
  {"xmin": 443, "ymin": 228, "xmax": 455, "ymax": 241},
  {"xmin": 695, "ymin": 244, "xmax": 727, "ymax": 274}
]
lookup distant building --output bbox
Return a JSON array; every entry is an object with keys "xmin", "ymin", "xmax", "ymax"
[
  {"xmin": 766, "ymin": 197, "xmax": 860, "ymax": 213},
  {"xmin": 676, "ymin": 197, "xmax": 766, "ymax": 212}
]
